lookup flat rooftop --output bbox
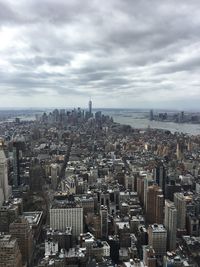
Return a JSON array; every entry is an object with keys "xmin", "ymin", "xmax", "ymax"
[
  {"xmin": 150, "ymin": 224, "xmax": 166, "ymax": 232},
  {"xmin": 23, "ymin": 211, "xmax": 43, "ymax": 225}
]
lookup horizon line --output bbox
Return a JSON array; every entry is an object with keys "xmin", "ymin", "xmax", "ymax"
[{"xmin": 0, "ymin": 107, "xmax": 200, "ymax": 112}]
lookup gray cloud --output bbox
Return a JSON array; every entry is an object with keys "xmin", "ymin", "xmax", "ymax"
[{"xmin": 0, "ymin": 0, "xmax": 200, "ymax": 108}]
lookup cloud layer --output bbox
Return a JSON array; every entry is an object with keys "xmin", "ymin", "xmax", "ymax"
[{"xmin": 0, "ymin": 0, "xmax": 200, "ymax": 109}]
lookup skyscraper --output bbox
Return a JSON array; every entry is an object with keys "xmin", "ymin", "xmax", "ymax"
[
  {"xmin": 50, "ymin": 163, "xmax": 58, "ymax": 190},
  {"xmin": 164, "ymin": 200, "xmax": 177, "ymax": 251},
  {"xmin": 176, "ymin": 140, "xmax": 184, "ymax": 161},
  {"xmin": 148, "ymin": 224, "xmax": 167, "ymax": 257},
  {"xmin": 143, "ymin": 173, "xmax": 154, "ymax": 212},
  {"xmin": 29, "ymin": 162, "xmax": 44, "ymax": 191},
  {"xmin": 0, "ymin": 189, "xmax": 3, "ymax": 207},
  {"xmin": 174, "ymin": 192, "xmax": 192, "ymax": 231},
  {"xmin": 12, "ymin": 141, "xmax": 20, "ymax": 187},
  {"xmin": 154, "ymin": 163, "xmax": 167, "ymax": 196},
  {"xmin": 12, "ymin": 135, "xmax": 25, "ymax": 187},
  {"xmin": 149, "ymin": 110, "xmax": 154, "ymax": 121},
  {"xmin": 89, "ymin": 99, "xmax": 92, "ymax": 115},
  {"xmin": 146, "ymin": 184, "xmax": 164, "ymax": 224},
  {"xmin": 9, "ymin": 216, "xmax": 33, "ymax": 266},
  {"xmin": 100, "ymin": 206, "xmax": 108, "ymax": 240},
  {"xmin": 0, "ymin": 149, "xmax": 10, "ymax": 202}
]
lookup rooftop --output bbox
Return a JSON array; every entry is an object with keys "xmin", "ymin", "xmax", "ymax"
[
  {"xmin": 150, "ymin": 224, "xmax": 167, "ymax": 232},
  {"xmin": 23, "ymin": 211, "xmax": 43, "ymax": 225}
]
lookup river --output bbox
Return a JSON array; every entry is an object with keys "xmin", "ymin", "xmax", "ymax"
[{"xmin": 102, "ymin": 110, "xmax": 200, "ymax": 135}]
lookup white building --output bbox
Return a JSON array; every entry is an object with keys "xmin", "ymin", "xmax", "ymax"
[
  {"xmin": 102, "ymin": 241, "xmax": 110, "ymax": 257},
  {"xmin": 45, "ymin": 239, "xmax": 59, "ymax": 256},
  {"xmin": 0, "ymin": 150, "xmax": 10, "ymax": 202},
  {"xmin": 50, "ymin": 164, "xmax": 58, "ymax": 190},
  {"xmin": 50, "ymin": 207, "xmax": 83, "ymax": 237},
  {"xmin": 164, "ymin": 200, "xmax": 177, "ymax": 251},
  {"xmin": 174, "ymin": 192, "xmax": 192, "ymax": 230}
]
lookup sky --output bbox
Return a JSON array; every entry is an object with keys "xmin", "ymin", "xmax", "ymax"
[{"xmin": 0, "ymin": 0, "xmax": 200, "ymax": 109}]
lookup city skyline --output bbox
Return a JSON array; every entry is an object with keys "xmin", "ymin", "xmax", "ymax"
[
  {"xmin": 1, "ymin": 102, "xmax": 200, "ymax": 266},
  {"xmin": 0, "ymin": 0, "xmax": 200, "ymax": 109}
]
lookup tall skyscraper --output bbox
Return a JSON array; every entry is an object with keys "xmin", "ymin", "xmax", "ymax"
[
  {"xmin": 89, "ymin": 99, "xmax": 92, "ymax": 115},
  {"xmin": 146, "ymin": 184, "xmax": 164, "ymax": 224},
  {"xmin": 178, "ymin": 111, "xmax": 184, "ymax": 123},
  {"xmin": 149, "ymin": 109, "xmax": 154, "ymax": 121},
  {"xmin": 154, "ymin": 163, "xmax": 167, "ymax": 196},
  {"xmin": 12, "ymin": 135, "xmax": 25, "ymax": 187},
  {"xmin": 137, "ymin": 175, "xmax": 145, "ymax": 205},
  {"xmin": 29, "ymin": 162, "xmax": 44, "ymax": 191},
  {"xmin": 0, "ymin": 149, "xmax": 10, "ymax": 202},
  {"xmin": 156, "ymin": 194, "xmax": 164, "ymax": 224},
  {"xmin": 164, "ymin": 200, "xmax": 177, "ymax": 251},
  {"xmin": 50, "ymin": 163, "xmax": 58, "ymax": 190},
  {"xmin": 12, "ymin": 141, "xmax": 20, "ymax": 187},
  {"xmin": 174, "ymin": 192, "xmax": 192, "ymax": 231},
  {"xmin": 143, "ymin": 173, "xmax": 154, "ymax": 212},
  {"xmin": 0, "ymin": 189, "xmax": 3, "ymax": 207},
  {"xmin": 176, "ymin": 140, "xmax": 184, "ymax": 160},
  {"xmin": 100, "ymin": 206, "xmax": 108, "ymax": 240}
]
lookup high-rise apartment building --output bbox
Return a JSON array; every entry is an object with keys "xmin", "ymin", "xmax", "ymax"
[
  {"xmin": 137, "ymin": 175, "xmax": 144, "ymax": 205},
  {"xmin": 12, "ymin": 136, "xmax": 25, "ymax": 187},
  {"xmin": 100, "ymin": 206, "xmax": 108, "ymax": 239},
  {"xmin": 0, "ymin": 198, "xmax": 23, "ymax": 233},
  {"xmin": 0, "ymin": 234, "xmax": 22, "ymax": 267},
  {"xmin": 9, "ymin": 217, "xmax": 33, "ymax": 266},
  {"xmin": 164, "ymin": 200, "xmax": 177, "ymax": 251},
  {"xmin": 143, "ymin": 173, "xmax": 154, "ymax": 211},
  {"xmin": 146, "ymin": 184, "xmax": 164, "ymax": 224},
  {"xmin": 174, "ymin": 192, "xmax": 192, "ymax": 230},
  {"xmin": 29, "ymin": 163, "xmax": 44, "ymax": 191},
  {"xmin": 12, "ymin": 141, "xmax": 20, "ymax": 187},
  {"xmin": 148, "ymin": 224, "xmax": 167, "ymax": 257},
  {"xmin": 176, "ymin": 140, "xmax": 184, "ymax": 160}
]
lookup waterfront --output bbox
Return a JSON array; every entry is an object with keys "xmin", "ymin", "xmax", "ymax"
[
  {"xmin": 1, "ymin": 109, "xmax": 200, "ymax": 136},
  {"xmin": 102, "ymin": 110, "xmax": 200, "ymax": 135}
]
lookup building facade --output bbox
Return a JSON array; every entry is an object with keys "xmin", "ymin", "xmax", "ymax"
[
  {"xmin": 164, "ymin": 200, "xmax": 177, "ymax": 251},
  {"xmin": 148, "ymin": 224, "xmax": 167, "ymax": 257},
  {"xmin": 0, "ymin": 234, "xmax": 22, "ymax": 267},
  {"xmin": 50, "ymin": 207, "xmax": 83, "ymax": 237}
]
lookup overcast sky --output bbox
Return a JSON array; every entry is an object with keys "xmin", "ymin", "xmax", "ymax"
[{"xmin": 0, "ymin": 0, "xmax": 200, "ymax": 109}]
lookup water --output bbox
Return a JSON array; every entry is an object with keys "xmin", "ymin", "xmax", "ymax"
[
  {"xmin": 1, "ymin": 109, "xmax": 200, "ymax": 136},
  {"xmin": 102, "ymin": 110, "xmax": 200, "ymax": 136}
]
